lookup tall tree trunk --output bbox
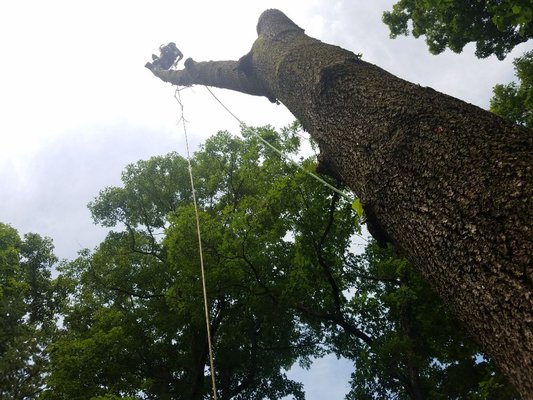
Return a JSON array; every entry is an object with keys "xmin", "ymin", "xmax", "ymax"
[{"xmin": 147, "ymin": 9, "xmax": 533, "ymax": 398}]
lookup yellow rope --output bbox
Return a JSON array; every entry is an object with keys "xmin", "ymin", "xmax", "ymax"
[
  {"xmin": 174, "ymin": 88, "xmax": 219, "ymax": 400},
  {"xmin": 170, "ymin": 86, "xmax": 366, "ymax": 400}
]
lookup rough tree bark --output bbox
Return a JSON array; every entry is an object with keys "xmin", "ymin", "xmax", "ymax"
[{"xmin": 146, "ymin": 9, "xmax": 533, "ymax": 398}]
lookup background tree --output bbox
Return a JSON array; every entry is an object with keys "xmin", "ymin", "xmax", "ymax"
[
  {"xmin": 0, "ymin": 223, "xmax": 59, "ymax": 399},
  {"xmin": 382, "ymin": 0, "xmax": 533, "ymax": 60},
  {"xmin": 342, "ymin": 243, "xmax": 518, "ymax": 400},
  {"xmin": 43, "ymin": 125, "xmax": 517, "ymax": 399},
  {"xmin": 146, "ymin": 9, "xmax": 532, "ymax": 397},
  {"xmin": 45, "ymin": 125, "xmax": 333, "ymax": 400},
  {"xmin": 383, "ymin": 1, "xmax": 533, "ymax": 131},
  {"xmin": 491, "ymin": 50, "xmax": 533, "ymax": 127}
]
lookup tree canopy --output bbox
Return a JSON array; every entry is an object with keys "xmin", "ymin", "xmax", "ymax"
[
  {"xmin": 344, "ymin": 243, "xmax": 517, "ymax": 400},
  {"xmin": 14, "ymin": 124, "xmax": 512, "ymax": 399},
  {"xmin": 382, "ymin": 2, "xmax": 533, "ymax": 129},
  {"xmin": 0, "ymin": 223, "xmax": 60, "ymax": 399},
  {"xmin": 491, "ymin": 50, "xmax": 533, "ymax": 127},
  {"xmin": 44, "ymin": 125, "xmax": 341, "ymax": 400},
  {"xmin": 383, "ymin": 0, "xmax": 533, "ymax": 59}
]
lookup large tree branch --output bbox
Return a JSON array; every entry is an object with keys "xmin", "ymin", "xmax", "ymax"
[
  {"xmin": 314, "ymin": 194, "xmax": 344, "ymax": 316},
  {"xmin": 146, "ymin": 58, "xmax": 276, "ymax": 101},
  {"xmin": 296, "ymin": 304, "xmax": 373, "ymax": 346}
]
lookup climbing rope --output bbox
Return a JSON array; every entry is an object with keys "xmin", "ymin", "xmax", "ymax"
[
  {"xmin": 172, "ymin": 85, "xmax": 366, "ymax": 400},
  {"xmin": 203, "ymin": 86, "xmax": 353, "ymax": 201},
  {"xmin": 174, "ymin": 88, "xmax": 219, "ymax": 400},
  {"xmin": 204, "ymin": 86, "xmax": 368, "ymax": 242}
]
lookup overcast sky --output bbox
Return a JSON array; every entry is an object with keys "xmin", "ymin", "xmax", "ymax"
[{"xmin": 1, "ymin": 1, "xmax": 531, "ymax": 398}]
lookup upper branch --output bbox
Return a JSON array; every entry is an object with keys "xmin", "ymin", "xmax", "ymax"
[{"xmin": 145, "ymin": 57, "xmax": 275, "ymax": 100}]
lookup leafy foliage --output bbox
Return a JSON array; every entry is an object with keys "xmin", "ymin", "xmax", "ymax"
[
  {"xmin": 44, "ymin": 124, "xmax": 356, "ymax": 400},
  {"xmin": 31, "ymin": 124, "xmax": 518, "ymax": 399},
  {"xmin": 383, "ymin": 0, "xmax": 533, "ymax": 59},
  {"xmin": 490, "ymin": 50, "xmax": 533, "ymax": 127},
  {"xmin": 342, "ymin": 243, "xmax": 519, "ymax": 400},
  {"xmin": 0, "ymin": 223, "xmax": 60, "ymax": 399}
]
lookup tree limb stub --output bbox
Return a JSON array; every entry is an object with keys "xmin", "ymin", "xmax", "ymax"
[
  {"xmin": 146, "ymin": 9, "xmax": 533, "ymax": 398},
  {"xmin": 146, "ymin": 57, "xmax": 275, "ymax": 100}
]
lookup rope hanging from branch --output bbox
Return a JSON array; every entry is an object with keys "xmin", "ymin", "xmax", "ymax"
[
  {"xmin": 203, "ymin": 86, "xmax": 354, "ymax": 202},
  {"xmin": 203, "ymin": 86, "xmax": 368, "ymax": 226},
  {"xmin": 154, "ymin": 41, "xmax": 362, "ymax": 400},
  {"xmin": 146, "ymin": 41, "xmax": 361, "ymax": 215},
  {"xmin": 174, "ymin": 88, "xmax": 219, "ymax": 400}
]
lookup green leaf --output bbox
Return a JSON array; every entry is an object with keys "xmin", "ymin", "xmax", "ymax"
[
  {"xmin": 383, "ymin": 0, "xmax": 532, "ymax": 59},
  {"xmin": 351, "ymin": 198, "xmax": 364, "ymax": 218}
]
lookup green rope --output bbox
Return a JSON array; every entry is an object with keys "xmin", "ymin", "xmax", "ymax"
[{"xmin": 203, "ymin": 86, "xmax": 353, "ymax": 201}]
